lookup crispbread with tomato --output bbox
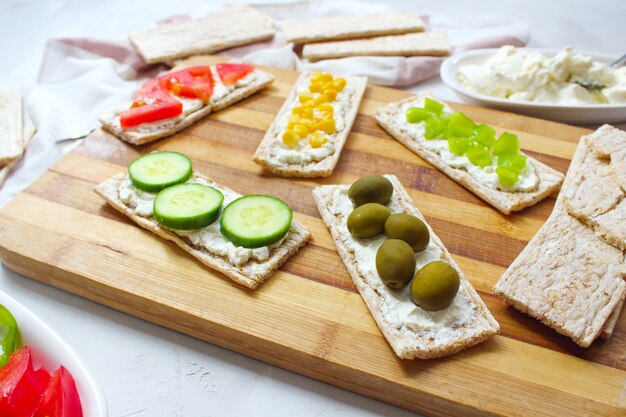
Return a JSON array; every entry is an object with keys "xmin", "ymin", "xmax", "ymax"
[{"xmin": 99, "ymin": 63, "xmax": 273, "ymax": 145}]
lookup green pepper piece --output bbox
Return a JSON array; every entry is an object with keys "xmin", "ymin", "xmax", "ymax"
[
  {"xmin": 498, "ymin": 153, "xmax": 527, "ymax": 173},
  {"xmin": 0, "ymin": 304, "xmax": 18, "ymax": 367},
  {"xmin": 425, "ymin": 116, "xmax": 447, "ymax": 140},
  {"xmin": 473, "ymin": 124, "xmax": 496, "ymax": 148},
  {"xmin": 466, "ymin": 144, "xmax": 493, "ymax": 168},
  {"xmin": 448, "ymin": 136, "xmax": 471, "ymax": 156},
  {"xmin": 496, "ymin": 166, "xmax": 519, "ymax": 187},
  {"xmin": 406, "ymin": 107, "xmax": 433, "ymax": 123},
  {"xmin": 445, "ymin": 112, "xmax": 476, "ymax": 139},
  {"xmin": 423, "ymin": 98, "xmax": 444, "ymax": 116},
  {"xmin": 493, "ymin": 132, "xmax": 520, "ymax": 156}
]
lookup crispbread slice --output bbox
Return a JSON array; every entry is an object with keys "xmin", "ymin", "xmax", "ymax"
[
  {"xmin": 253, "ymin": 72, "xmax": 367, "ymax": 178},
  {"xmin": 601, "ymin": 294, "xmax": 624, "ymax": 339},
  {"xmin": 562, "ymin": 127, "xmax": 626, "ymax": 251},
  {"xmin": 313, "ymin": 175, "xmax": 499, "ymax": 359},
  {"xmin": 302, "ymin": 32, "xmax": 452, "ymax": 62},
  {"xmin": 94, "ymin": 172, "xmax": 310, "ymax": 289},
  {"xmin": 100, "ymin": 70, "xmax": 273, "ymax": 145},
  {"xmin": 0, "ymin": 126, "xmax": 35, "ymax": 187},
  {"xmin": 0, "ymin": 90, "xmax": 23, "ymax": 167},
  {"xmin": 493, "ymin": 202, "xmax": 626, "ymax": 347},
  {"xmin": 129, "ymin": 6, "xmax": 276, "ymax": 64},
  {"xmin": 282, "ymin": 13, "xmax": 424, "ymax": 44},
  {"xmin": 375, "ymin": 95, "xmax": 564, "ymax": 214}
]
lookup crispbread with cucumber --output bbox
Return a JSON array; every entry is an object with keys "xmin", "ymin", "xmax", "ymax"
[
  {"xmin": 313, "ymin": 175, "xmax": 499, "ymax": 359},
  {"xmin": 94, "ymin": 152, "xmax": 310, "ymax": 289},
  {"xmin": 253, "ymin": 71, "xmax": 367, "ymax": 178},
  {"xmin": 100, "ymin": 62, "xmax": 274, "ymax": 145},
  {"xmin": 375, "ymin": 94, "xmax": 565, "ymax": 214}
]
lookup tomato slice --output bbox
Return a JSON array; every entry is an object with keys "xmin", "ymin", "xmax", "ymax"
[
  {"xmin": 158, "ymin": 66, "xmax": 214, "ymax": 102},
  {"xmin": 120, "ymin": 79, "xmax": 183, "ymax": 129},
  {"xmin": 216, "ymin": 63, "xmax": 254, "ymax": 86},
  {"xmin": 34, "ymin": 367, "xmax": 82, "ymax": 417},
  {"xmin": 0, "ymin": 346, "xmax": 50, "ymax": 417}
]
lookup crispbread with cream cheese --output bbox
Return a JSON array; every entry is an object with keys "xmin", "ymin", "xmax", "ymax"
[
  {"xmin": 282, "ymin": 13, "xmax": 424, "ymax": 44},
  {"xmin": 94, "ymin": 172, "xmax": 310, "ymax": 289},
  {"xmin": 129, "ymin": 6, "xmax": 276, "ymax": 64},
  {"xmin": 302, "ymin": 32, "xmax": 452, "ymax": 62},
  {"xmin": 313, "ymin": 175, "xmax": 499, "ymax": 359},
  {"xmin": 0, "ymin": 90, "xmax": 24, "ymax": 167},
  {"xmin": 253, "ymin": 72, "xmax": 367, "ymax": 178},
  {"xmin": 562, "ymin": 125, "xmax": 626, "ymax": 250},
  {"xmin": 375, "ymin": 95, "xmax": 564, "ymax": 214},
  {"xmin": 99, "ymin": 69, "xmax": 273, "ymax": 145}
]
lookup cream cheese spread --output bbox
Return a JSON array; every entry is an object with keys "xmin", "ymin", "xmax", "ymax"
[
  {"xmin": 392, "ymin": 96, "xmax": 538, "ymax": 192},
  {"xmin": 458, "ymin": 46, "xmax": 626, "ymax": 105},
  {"xmin": 267, "ymin": 77, "xmax": 356, "ymax": 165},
  {"xmin": 118, "ymin": 173, "xmax": 282, "ymax": 266},
  {"xmin": 329, "ymin": 186, "xmax": 475, "ymax": 337}
]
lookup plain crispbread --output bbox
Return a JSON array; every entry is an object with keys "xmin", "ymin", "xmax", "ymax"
[
  {"xmin": 94, "ymin": 172, "xmax": 310, "ymax": 289},
  {"xmin": 253, "ymin": 72, "xmax": 366, "ymax": 178},
  {"xmin": 0, "ymin": 90, "xmax": 23, "ymax": 167},
  {"xmin": 0, "ymin": 126, "xmax": 36, "ymax": 187},
  {"xmin": 129, "ymin": 6, "xmax": 276, "ymax": 64},
  {"xmin": 282, "ymin": 13, "xmax": 424, "ymax": 44},
  {"xmin": 375, "ymin": 95, "xmax": 564, "ymax": 214},
  {"xmin": 302, "ymin": 32, "xmax": 452, "ymax": 62},
  {"xmin": 494, "ymin": 125, "xmax": 626, "ymax": 347},
  {"xmin": 313, "ymin": 175, "xmax": 499, "ymax": 359},
  {"xmin": 99, "ymin": 70, "xmax": 274, "ymax": 145}
]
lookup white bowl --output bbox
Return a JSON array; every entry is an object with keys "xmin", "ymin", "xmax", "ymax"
[
  {"xmin": 0, "ymin": 291, "xmax": 107, "ymax": 417},
  {"xmin": 440, "ymin": 48, "xmax": 626, "ymax": 124}
]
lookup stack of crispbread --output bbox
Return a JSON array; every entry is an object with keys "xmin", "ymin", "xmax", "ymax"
[
  {"xmin": 281, "ymin": 13, "xmax": 452, "ymax": 62},
  {"xmin": 494, "ymin": 125, "xmax": 626, "ymax": 347},
  {"xmin": 0, "ymin": 90, "xmax": 35, "ymax": 187}
]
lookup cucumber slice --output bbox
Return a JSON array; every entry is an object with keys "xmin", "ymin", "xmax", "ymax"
[
  {"xmin": 129, "ymin": 151, "xmax": 192, "ymax": 192},
  {"xmin": 220, "ymin": 195, "xmax": 292, "ymax": 249},
  {"xmin": 154, "ymin": 183, "xmax": 224, "ymax": 230}
]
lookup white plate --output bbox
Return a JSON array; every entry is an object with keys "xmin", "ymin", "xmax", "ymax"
[
  {"xmin": 440, "ymin": 48, "xmax": 626, "ymax": 124},
  {"xmin": 0, "ymin": 291, "xmax": 107, "ymax": 417}
]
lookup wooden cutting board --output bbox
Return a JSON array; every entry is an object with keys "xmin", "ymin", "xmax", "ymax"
[{"xmin": 0, "ymin": 56, "xmax": 624, "ymax": 416}]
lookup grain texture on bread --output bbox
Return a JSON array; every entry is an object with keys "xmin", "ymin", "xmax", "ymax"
[
  {"xmin": 302, "ymin": 32, "xmax": 451, "ymax": 62},
  {"xmin": 0, "ymin": 90, "xmax": 23, "ymax": 167},
  {"xmin": 0, "ymin": 126, "xmax": 35, "ymax": 187},
  {"xmin": 375, "ymin": 95, "xmax": 564, "ymax": 214},
  {"xmin": 313, "ymin": 175, "xmax": 499, "ymax": 359},
  {"xmin": 100, "ymin": 70, "xmax": 273, "ymax": 145},
  {"xmin": 253, "ymin": 72, "xmax": 367, "ymax": 178},
  {"xmin": 129, "ymin": 6, "xmax": 276, "ymax": 64},
  {"xmin": 282, "ymin": 13, "xmax": 424, "ymax": 44},
  {"xmin": 94, "ymin": 172, "xmax": 310, "ymax": 289}
]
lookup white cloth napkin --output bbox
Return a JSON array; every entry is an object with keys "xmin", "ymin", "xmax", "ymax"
[{"xmin": 0, "ymin": 0, "xmax": 529, "ymax": 207}]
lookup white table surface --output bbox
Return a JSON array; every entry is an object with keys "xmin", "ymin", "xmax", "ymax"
[{"xmin": 1, "ymin": 1, "xmax": 624, "ymax": 416}]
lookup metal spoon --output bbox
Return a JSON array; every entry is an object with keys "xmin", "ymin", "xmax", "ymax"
[
  {"xmin": 55, "ymin": 128, "xmax": 95, "ymax": 143},
  {"xmin": 574, "ymin": 52, "xmax": 626, "ymax": 90}
]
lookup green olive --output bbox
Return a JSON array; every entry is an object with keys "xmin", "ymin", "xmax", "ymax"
[
  {"xmin": 384, "ymin": 213, "xmax": 430, "ymax": 252},
  {"xmin": 347, "ymin": 203, "xmax": 391, "ymax": 238},
  {"xmin": 376, "ymin": 240, "xmax": 416, "ymax": 289},
  {"xmin": 410, "ymin": 261, "xmax": 460, "ymax": 311},
  {"xmin": 348, "ymin": 175, "xmax": 394, "ymax": 207}
]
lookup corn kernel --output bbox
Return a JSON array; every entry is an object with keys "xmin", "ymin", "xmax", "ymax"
[
  {"xmin": 301, "ymin": 107, "xmax": 314, "ymax": 119},
  {"xmin": 313, "ymin": 95, "xmax": 328, "ymax": 105},
  {"xmin": 333, "ymin": 77, "xmax": 347, "ymax": 91},
  {"xmin": 317, "ymin": 103, "xmax": 334, "ymax": 114},
  {"xmin": 292, "ymin": 106, "xmax": 305, "ymax": 115},
  {"xmin": 316, "ymin": 111, "xmax": 333, "ymax": 121},
  {"xmin": 288, "ymin": 114, "xmax": 300, "ymax": 124},
  {"xmin": 309, "ymin": 82, "xmax": 323, "ymax": 93},
  {"xmin": 299, "ymin": 118, "xmax": 315, "ymax": 132},
  {"xmin": 293, "ymin": 124, "xmax": 309, "ymax": 138},
  {"xmin": 282, "ymin": 130, "xmax": 300, "ymax": 147},
  {"xmin": 323, "ymin": 89, "xmax": 338, "ymax": 101},
  {"xmin": 316, "ymin": 119, "xmax": 336, "ymax": 134},
  {"xmin": 309, "ymin": 131, "xmax": 328, "ymax": 148},
  {"xmin": 317, "ymin": 73, "xmax": 333, "ymax": 82},
  {"xmin": 287, "ymin": 122, "xmax": 297, "ymax": 130},
  {"xmin": 299, "ymin": 92, "xmax": 314, "ymax": 103}
]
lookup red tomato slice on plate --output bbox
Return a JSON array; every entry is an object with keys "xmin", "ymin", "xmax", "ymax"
[
  {"xmin": 120, "ymin": 79, "xmax": 183, "ymax": 129},
  {"xmin": 0, "ymin": 346, "xmax": 50, "ymax": 417},
  {"xmin": 216, "ymin": 63, "xmax": 255, "ymax": 86},
  {"xmin": 34, "ymin": 366, "xmax": 82, "ymax": 417},
  {"xmin": 158, "ymin": 66, "xmax": 214, "ymax": 102}
]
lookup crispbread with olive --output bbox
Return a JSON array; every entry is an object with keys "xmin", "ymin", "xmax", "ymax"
[
  {"xmin": 313, "ymin": 175, "xmax": 499, "ymax": 359},
  {"xmin": 375, "ymin": 94, "xmax": 564, "ymax": 214},
  {"xmin": 562, "ymin": 125, "xmax": 626, "ymax": 250},
  {"xmin": 94, "ymin": 172, "xmax": 310, "ymax": 289}
]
